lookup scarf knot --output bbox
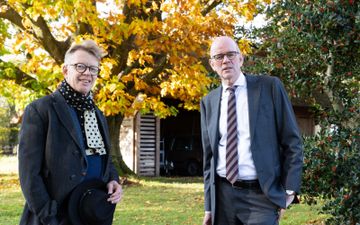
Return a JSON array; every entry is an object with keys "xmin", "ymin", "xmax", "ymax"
[{"xmin": 58, "ymin": 80, "xmax": 95, "ymax": 111}]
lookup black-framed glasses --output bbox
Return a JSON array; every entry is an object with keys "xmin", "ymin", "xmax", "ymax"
[
  {"xmin": 68, "ymin": 63, "xmax": 100, "ymax": 76},
  {"xmin": 211, "ymin": 51, "xmax": 240, "ymax": 62}
]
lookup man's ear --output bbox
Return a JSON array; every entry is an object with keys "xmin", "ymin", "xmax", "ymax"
[
  {"xmin": 239, "ymin": 54, "xmax": 244, "ymax": 67},
  {"xmin": 209, "ymin": 59, "xmax": 215, "ymax": 71},
  {"xmin": 62, "ymin": 65, "xmax": 68, "ymax": 78}
]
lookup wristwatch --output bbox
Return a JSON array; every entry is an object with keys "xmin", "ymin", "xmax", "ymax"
[{"xmin": 286, "ymin": 190, "xmax": 295, "ymax": 195}]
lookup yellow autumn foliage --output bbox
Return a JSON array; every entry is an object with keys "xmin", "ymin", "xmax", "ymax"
[{"xmin": 0, "ymin": 0, "xmax": 269, "ymax": 117}]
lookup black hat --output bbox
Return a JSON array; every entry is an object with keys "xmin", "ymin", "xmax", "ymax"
[{"xmin": 68, "ymin": 179, "xmax": 116, "ymax": 225}]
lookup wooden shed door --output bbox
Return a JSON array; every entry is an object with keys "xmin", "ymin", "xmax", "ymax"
[{"xmin": 137, "ymin": 113, "xmax": 159, "ymax": 176}]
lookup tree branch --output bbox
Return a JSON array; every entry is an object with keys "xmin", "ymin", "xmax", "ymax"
[
  {"xmin": 0, "ymin": 1, "xmax": 25, "ymax": 30},
  {"xmin": 74, "ymin": 1, "xmax": 95, "ymax": 36},
  {"xmin": 77, "ymin": 22, "xmax": 94, "ymax": 36},
  {"xmin": 106, "ymin": 35, "xmax": 136, "ymax": 76},
  {"xmin": 107, "ymin": 1, "xmax": 138, "ymax": 75},
  {"xmin": 0, "ymin": 1, "xmax": 70, "ymax": 65},
  {"xmin": 143, "ymin": 54, "xmax": 168, "ymax": 84},
  {"xmin": 0, "ymin": 59, "xmax": 52, "ymax": 94},
  {"xmin": 30, "ymin": 15, "xmax": 71, "ymax": 65},
  {"xmin": 201, "ymin": 0, "xmax": 222, "ymax": 16}
]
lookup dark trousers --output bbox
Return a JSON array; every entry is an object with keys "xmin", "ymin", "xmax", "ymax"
[{"xmin": 215, "ymin": 176, "xmax": 279, "ymax": 225}]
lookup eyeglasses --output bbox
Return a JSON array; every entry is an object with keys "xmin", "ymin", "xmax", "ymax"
[
  {"xmin": 68, "ymin": 63, "xmax": 100, "ymax": 76},
  {"xmin": 211, "ymin": 51, "xmax": 240, "ymax": 62}
]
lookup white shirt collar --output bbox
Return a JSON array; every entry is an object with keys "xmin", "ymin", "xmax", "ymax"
[{"xmin": 222, "ymin": 72, "xmax": 246, "ymax": 91}]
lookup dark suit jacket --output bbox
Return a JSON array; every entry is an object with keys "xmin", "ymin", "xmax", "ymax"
[
  {"xmin": 200, "ymin": 74, "xmax": 303, "ymax": 223},
  {"xmin": 18, "ymin": 90, "xmax": 119, "ymax": 225}
]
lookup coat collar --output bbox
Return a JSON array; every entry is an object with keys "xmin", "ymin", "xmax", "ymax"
[
  {"xmin": 52, "ymin": 90, "xmax": 83, "ymax": 150},
  {"xmin": 51, "ymin": 90, "xmax": 110, "ymax": 151}
]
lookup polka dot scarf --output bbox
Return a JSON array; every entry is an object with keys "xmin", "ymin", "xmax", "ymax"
[
  {"xmin": 58, "ymin": 80, "xmax": 95, "ymax": 111},
  {"xmin": 59, "ymin": 80, "xmax": 106, "ymax": 155}
]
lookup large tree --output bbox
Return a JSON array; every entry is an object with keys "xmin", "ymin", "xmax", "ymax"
[
  {"xmin": 237, "ymin": 0, "xmax": 359, "ymax": 223},
  {"xmin": 0, "ymin": 0, "xmax": 269, "ymax": 174}
]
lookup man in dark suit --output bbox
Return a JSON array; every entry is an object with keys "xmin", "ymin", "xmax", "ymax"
[
  {"xmin": 18, "ymin": 40, "xmax": 122, "ymax": 225},
  {"xmin": 201, "ymin": 36, "xmax": 303, "ymax": 225}
]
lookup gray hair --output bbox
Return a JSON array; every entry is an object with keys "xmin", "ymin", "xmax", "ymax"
[{"xmin": 64, "ymin": 40, "xmax": 104, "ymax": 64}]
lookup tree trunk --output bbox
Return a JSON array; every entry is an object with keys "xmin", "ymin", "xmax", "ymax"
[{"xmin": 107, "ymin": 114, "xmax": 134, "ymax": 176}]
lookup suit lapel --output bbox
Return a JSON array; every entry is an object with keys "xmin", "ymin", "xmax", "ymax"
[
  {"xmin": 52, "ymin": 91, "xmax": 83, "ymax": 150},
  {"xmin": 208, "ymin": 86, "xmax": 222, "ymax": 155},
  {"xmin": 246, "ymin": 75, "xmax": 261, "ymax": 143}
]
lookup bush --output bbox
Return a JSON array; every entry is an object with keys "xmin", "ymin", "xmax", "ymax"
[{"xmin": 302, "ymin": 125, "xmax": 360, "ymax": 224}]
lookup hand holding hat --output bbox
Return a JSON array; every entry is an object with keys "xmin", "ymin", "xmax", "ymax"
[{"xmin": 68, "ymin": 179, "xmax": 118, "ymax": 225}]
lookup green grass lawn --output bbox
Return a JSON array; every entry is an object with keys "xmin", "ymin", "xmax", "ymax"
[{"xmin": 0, "ymin": 174, "xmax": 327, "ymax": 225}]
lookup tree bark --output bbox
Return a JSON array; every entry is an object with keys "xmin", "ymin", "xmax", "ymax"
[{"xmin": 106, "ymin": 114, "xmax": 134, "ymax": 176}]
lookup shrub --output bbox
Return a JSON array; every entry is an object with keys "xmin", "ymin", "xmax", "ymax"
[{"xmin": 302, "ymin": 124, "xmax": 360, "ymax": 224}]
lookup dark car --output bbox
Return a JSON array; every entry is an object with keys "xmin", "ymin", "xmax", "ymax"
[{"xmin": 165, "ymin": 135, "xmax": 203, "ymax": 176}]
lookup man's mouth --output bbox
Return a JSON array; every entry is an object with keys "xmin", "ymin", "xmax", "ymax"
[
  {"xmin": 223, "ymin": 67, "xmax": 232, "ymax": 72},
  {"xmin": 79, "ymin": 79, "xmax": 91, "ymax": 84}
]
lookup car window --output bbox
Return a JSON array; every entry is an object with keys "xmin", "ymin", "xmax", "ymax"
[{"xmin": 173, "ymin": 137, "xmax": 192, "ymax": 151}]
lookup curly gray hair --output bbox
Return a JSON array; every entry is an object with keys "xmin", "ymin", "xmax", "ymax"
[{"xmin": 64, "ymin": 40, "xmax": 105, "ymax": 64}]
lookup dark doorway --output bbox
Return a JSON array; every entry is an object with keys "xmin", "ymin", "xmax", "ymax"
[{"xmin": 160, "ymin": 110, "xmax": 203, "ymax": 176}]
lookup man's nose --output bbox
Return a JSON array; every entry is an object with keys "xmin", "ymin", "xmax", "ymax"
[{"xmin": 222, "ymin": 55, "xmax": 231, "ymax": 63}]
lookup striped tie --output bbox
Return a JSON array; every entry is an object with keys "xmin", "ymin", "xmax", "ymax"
[{"xmin": 226, "ymin": 86, "xmax": 238, "ymax": 184}]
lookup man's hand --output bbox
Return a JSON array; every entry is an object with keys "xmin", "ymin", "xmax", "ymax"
[
  {"xmin": 203, "ymin": 212, "xmax": 212, "ymax": 225},
  {"xmin": 107, "ymin": 180, "xmax": 123, "ymax": 204},
  {"xmin": 278, "ymin": 208, "xmax": 286, "ymax": 221}
]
